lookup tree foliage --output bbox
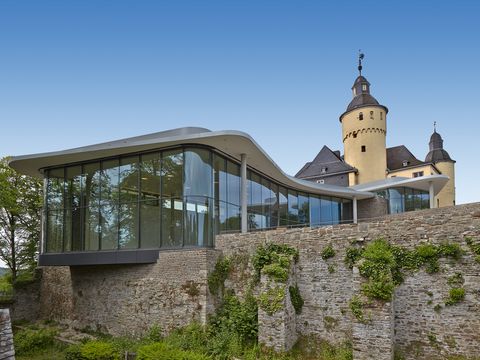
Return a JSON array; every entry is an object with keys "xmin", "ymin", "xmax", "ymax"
[{"xmin": 0, "ymin": 157, "xmax": 43, "ymax": 280}]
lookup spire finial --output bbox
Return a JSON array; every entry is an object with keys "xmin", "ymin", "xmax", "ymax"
[
  {"xmin": 434, "ymin": 121, "xmax": 437, "ymax": 132},
  {"xmin": 358, "ymin": 50, "xmax": 364, "ymax": 76}
]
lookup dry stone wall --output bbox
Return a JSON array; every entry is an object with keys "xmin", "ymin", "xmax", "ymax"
[
  {"xmin": 0, "ymin": 309, "xmax": 14, "ymax": 360},
  {"xmin": 39, "ymin": 249, "xmax": 220, "ymax": 337},
  {"xmin": 216, "ymin": 202, "xmax": 480, "ymax": 359}
]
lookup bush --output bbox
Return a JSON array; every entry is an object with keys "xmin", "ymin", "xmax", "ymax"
[
  {"xmin": 289, "ymin": 284, "xmax": 304, "ymax": 314},
  {"xmin": 79, "ymin": 341, "xmax": 119, "ymax": 360},
  {"xmin": 344, "ymin": 247, "xmax": 364, "ymax": 269},
  {"xmin": 207, "ymin": 257, "xmax": 231, "ymax": 295},
  {"xmin": 136, "ymin": 342, "xmax": 211, "ymax": 360},
  {"xmin": 349, "ymin": 296, "xmax": 364, "ymax": 322},
  {"xmin": 262, "ymin": 263, "xmax": 289, "ymax": 282},
  {"xmin": 251, "ymin": 243, "xmax": 298, "ymax": 278},
  {"xmin": 445, "ymin": 288, "xmax": 465, "ymax": 306},
  {"xmin": 14, "ymin": 327, "xmax": 57, "ymax": 355},
  {"xmin": 321, "ymin": 245, "xmax": 336, "ymax": 260}
]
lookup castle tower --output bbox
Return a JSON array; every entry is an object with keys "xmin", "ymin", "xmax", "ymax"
[
  {"xmin": 425, "ymin": 126, "xmax": 456, "ymax": 207},
  {"xmin": 339, "ymin": 54, "xmax": 389, "ymax": 185}
]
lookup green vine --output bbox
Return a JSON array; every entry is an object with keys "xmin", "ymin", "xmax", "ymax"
[
  {"xmin": 258, "ymin": 285, "xmax": 286, "ymax": 315},
  {"xmin": 445, "ymin": 288, "xmax": 465, "ymax": 306},
  {"xmin": 252, "ymin": 243, "xmax": 299, "ymax": 281},
  {"xmin": 289, "ymin": 284, "xmax": 304, "ymax": 314},
  {"xmin": 465, "ymin": 237, "xmax": 480, "ymax": 263},
  {"xmin": 208, "ymin": 257, "xmax": 232, "ymax": 295},
  {"xmin": 349, "ymin": 296, "xmax": 365, "ymax": 323}
]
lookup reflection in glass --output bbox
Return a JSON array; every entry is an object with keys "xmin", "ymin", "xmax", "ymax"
[
  {"xmin": 47, "ymin": 210, "xmax": 63, "ymax": 252},
  {"xmin": 310, "ymin": 195, "xmax": 321, "ymax": 226},
  {"xmin": 100, "ymin": 159, "xmax": 119, "ymax": 250},
  {"xmin": 298, "ymin": 193, "xmax": 309, "ymax": 225},
  {"xmin": 320, "ymin": 196, "xmax": 332, "ymax": 225},
  {"xmin": 83, "ymin": 163, "xmax": 101, "ymax": 250},
  {"xmin": 140, "ymin": 153, "xmax": 161, "ymax": 248},
  {"xmin": 278, "ymin": 186, "xmax": 288, "ymax": 226},
  {"xmin": 288, "ymin": 191, "xmax": 298, "ymax": 226},
  {"xmin": 47, "ymin": 168, "xmax": 65, "ymax": 211}
]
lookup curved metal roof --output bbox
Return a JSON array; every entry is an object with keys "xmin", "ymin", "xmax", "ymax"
[{"xmin": 9, "ymin": 127, "xmax": 374, "ymax": 200}]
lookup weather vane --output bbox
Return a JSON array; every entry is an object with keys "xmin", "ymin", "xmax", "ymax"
[{"xmin": 358, "ymin": 50, "xmax": 365, "ymax": 76}]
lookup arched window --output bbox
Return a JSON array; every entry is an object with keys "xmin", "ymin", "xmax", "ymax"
[
  {"xmin": 359, "ymin": 112, "xmax": 363, "ymax": 120},
  {"xmin": 370, "ymin": 111, "xmax": 374, "ymax": 119}
]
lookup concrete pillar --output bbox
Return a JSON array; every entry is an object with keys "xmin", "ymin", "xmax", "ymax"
[
  {"xmin": 353, "ymin": 196, "xmax": 358, "ymax": 224},
  {"xmin": 241, "ymin": 154, "xmax": 248, "ymax": 233},
  {"xmin": 429, "ymin": 182, "xmax": 435, "ymax": 209}
]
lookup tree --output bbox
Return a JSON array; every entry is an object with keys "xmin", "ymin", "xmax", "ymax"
[{"xmin": 0, "ymin": 157, "xmax": 43, "ymax": 281}]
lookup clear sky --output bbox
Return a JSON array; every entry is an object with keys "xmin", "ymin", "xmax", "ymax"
[{"xmin": 1, "ymin": 0, "xmax": 479, "ymax": 204}]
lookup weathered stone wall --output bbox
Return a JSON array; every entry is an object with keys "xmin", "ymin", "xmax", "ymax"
[
  {"xmin": 0, "ymin": 308, "xmax": 15, "ymax": 360},
  {"xmin": 39, "ymin": 249, "xmax": 220, "ymax": 337},
  {"xmin": 216, "ymin": 202, "xmax": 480, "ymax": 359},
  {"xmin": 357, "ymin": 195, "xmax": 388, "ymax": 220}
]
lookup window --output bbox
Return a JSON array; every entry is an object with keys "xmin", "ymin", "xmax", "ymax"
[
  {"xmin": 370, "ymin": 111, "xmax": 374, "ymax": 119},
  {"xmin": 353, "ymin": 132, "xmax": 357, "ymax": 138},
  {"xmin": 359, "ymin": 112, "xmax": 363, "ymax": 120},
  {"xmin": 316, "ymin": 179, "xmax": 325, "ymax": 184},
  {"xmin": 413, "ymin": 171, "xmax": 424, "ymax": 178},
  {"xmin": 362, "ymin": 84, "xmax": 367, "ymax": 91},
  {"xmin": 321, "ymin": 167, "xmax": 327, "ymax": 174},
  {"xmin": 361, "ymin": 145, "xmax": 366, "ymax": 152},
  {"xmin": 380, "ymin": 112, "xmax": 383, "ymax": 120},
  {"xmin": 402, "ymin": 160, "xmax": 409, "ymax": 167}
]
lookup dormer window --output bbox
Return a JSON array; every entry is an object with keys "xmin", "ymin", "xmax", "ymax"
[
  {"xmin": 402, "ymin": 160, "xmax": 409, "ymax": 167},
  {"xmin": 359, "ymin": 112, "xmax": 363, "ymax": 120},
  {"xmin": 321, "ymin": 167, "xmax": 327, "ymax": 174},
  {"xmin": 362, "ymin": 84, "xmax": 367, "ymax": 91},
  {"xmin": 353, "ymin": 88, "xmax": 357, "ymax": 96}
]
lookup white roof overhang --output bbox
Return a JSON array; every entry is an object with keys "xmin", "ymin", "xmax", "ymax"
[
  {"xmin": 350, "ymin": 175, "xmax": 449, "ymax": 195},
  {"xmin": 9, "ymin": 127, "xmax": 374, "ymax": 200}
]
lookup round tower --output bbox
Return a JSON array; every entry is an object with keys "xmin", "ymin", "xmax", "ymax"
[
  {"xmin": 339, "ymin": 56, "xmax": 389, "ymax": 185},
  {"xmin": 425, "ymin": 128, "xmax": 456, "ymax": 207}
]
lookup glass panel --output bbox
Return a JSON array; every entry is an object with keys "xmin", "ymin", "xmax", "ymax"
[
  {"xmin": 298, "ymin": 192, "xmax": 309, "ymax": 225},
  {"xmin": 140, "ymin": 153, "xmax": 161, "ymax": 248},
  {"xmin": 47, "ymin": 168, "xmax": 65, "ymax": 211},
  {"xmin": 320, "ymin": 196, "xmax": 333, "ymax": 225},
  {"xmin": 185, "ymin": 149, "xmax": 212, "ymax": 198},
  {"xmin": 226, "ymin": 203, "xmax": 240, "ymax": 232},
  {"xmin": 278, "ymin": 186, "xmax": 288, "ymax": 226},
  {"xmin": 140, "ymin": 199, "xmax": 160, "ymax": 248},
  {"xmin": 100, "ymin": 159, "xmax": 119, "ymax": 250},
  {"xmin": 162, "ymin": 150, "xmax": 183, "ymax": 198},
  {"xmin": 119, "ymin": 156, "xmax": 139, "ymax": 204},
  {"xmin": 269, "ymin": 182, "xmax": 279, "ymax": 228},
  {"xmin": 226, "ymin": 161, "xmax": 240, "ymax": 206},
  {"xmin": 261, "ymin": 178, "xmax": 271, "ymax": 229},
  {"xmin": 184, "ymin": 196, "xmax": 212, "ymax": 246},
  {"xmin": 388, "ymin": 188, "xmax": 404, "ymax": 214},
  {"xmin": 161, "ymin": 198, "xmax": 183, "ymax": 247},
  {"xmin": 404, "ymin": 188, "xmax": 415, "ymax": 212},
  {"xmin": 288, "ymin": 190, "xmax": 298, "ymax": 226},
  {"xmin": 331, "ymin": 197, "xmax": 341, "ymax": 225},
  {"xmin": 214, "ymin": 154, "xmax": 227, "ymax": 233},
  {"xmin": 248, "ymin": 172, "xmax": 263, "ymax": 230},
  {"xmin": 119, "ymin": 201, "xmax": 138, "ymax": 249},
  {"xmin": 65, "ymin": 166, "xmax": 82, "ymax": 209},
  {"xmin": 65, "ymin": 207, "xmax": 82, "ymax": 251},
  {"xmin": 341, "ymin": 199, "xmax": 353, "ymax": 223},
  {"xmin": 83, "ymin": 163, "xmax": 101, "ymax": 251},
  {"xmin": 310, "ymin": 195, "xmax": 321, "ymax": 226},
  {"xmin": 46, "ymin": 210, "xmax": 63, "ymax": 252}
]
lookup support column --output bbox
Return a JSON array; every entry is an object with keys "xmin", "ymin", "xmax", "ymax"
[
  {"xmin": 429, "ymin": 181, "xmax": 435, "ymax": 209},
  {"xmin": 353, "ymin": 196, "xmax": 358, "ymax": 224},
  {"xmin": 241, "ymin": 154, "xmax": 248, "ymax": 234}
]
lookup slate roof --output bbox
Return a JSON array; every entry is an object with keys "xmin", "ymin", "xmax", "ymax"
[
  {"xmin": 425, "ymin": 131, "xmax": 454, "ymax": 163},
  {"xmin": 295, "ymin": 146, "xmax": 356, "ymax": 179},
  {"xmin": 386, "ymin": 145, "xmax": 426, "ymax": 171}
]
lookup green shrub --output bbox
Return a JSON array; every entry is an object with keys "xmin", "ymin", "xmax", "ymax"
[
  {"xmin": 163, "ymin": 322, "xmax": 209, "ymax": 354},
  {"xmin": 207, "ymin": 329, "xmax": 242, "ymax": 360},
  {"xmin": 289, "ymin": 284, "xmax": 304, "ymax": 314},
  {"xmin": 262, "ymin": 263, "xmax": 289, "ymax": 282},
  {"xmin": 445, "ymin": 288, "xmax": 465, "ymax": 306},
  {"xmin": 361, "ymin": 273, "xmax": 395, "ymax": 301},
  {"xmin": 136, "ymin": 342, "xmax": 210, "ymax": 360},
  {"xmin": 147, "ymin": 324, "xmax": 163, "ymax": 342},
  {"xmin": 65, "ymin": 344, "xmax": 83, "ymax": 360},
  {"xmin": 344, "ymin": 246, "xmax": 364, "ymax": 269},
  {"xmin": 416, "ymin": 244, "xmax": 438, "ymax": 260},
  {"xmin": 321, "ymin": 245, "xmax": 336, "ymax": 260},
  {"xmin": 447, "ymin": 272, "xmax": 464, "ymax": 287},
  {"xmin": 80, "ymin": 341, "xmax": 118, "ymax": 360},
  {"xmin": 349, "ymin": 296, "xmax": 364, "ymax": 322},
  {"xmin": 14, "ymin": 327, "xmax": 57, "ymax": 355},
  {"xmin": 251, "ymin": 243, "xmax": 298, "ymax": 278},
  {"xmin": 207, "ymin": 257, "xmax": 231, "ymax": 295},
  {"xmin": 438, "ymin": 243, "xmax": 464, "ymax": 259}
]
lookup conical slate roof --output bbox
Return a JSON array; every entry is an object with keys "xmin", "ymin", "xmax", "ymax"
[{"xmin": 425, "ymin": 131, "xmax": 454, "ymax": 163}]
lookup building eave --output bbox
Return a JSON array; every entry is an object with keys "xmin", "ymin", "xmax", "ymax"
[{"xmin": 9, "ymin": 127, "xmax": 374, "ymax": 201}]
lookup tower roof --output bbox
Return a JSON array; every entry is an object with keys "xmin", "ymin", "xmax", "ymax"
[{"xmin": 425, "ymin": 129, "xmax": 454, "ymax": 163}]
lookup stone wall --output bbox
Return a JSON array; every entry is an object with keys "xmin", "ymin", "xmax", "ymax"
[
  {"xmin": 357, "ymin": 195, "xmax": 388, "ymax": 221},
  {"xmin": 216, "ymin": 202, "xmax": 480, "ymax": 359},
  {"xmin": 0, "ymin": 308, "xmax": 15, "ymax": 360},
  {"xmin": 39, "ymin": 249, "xmax": 220, "ymax": 337}
]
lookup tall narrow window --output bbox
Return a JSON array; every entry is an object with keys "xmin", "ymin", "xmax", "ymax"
[
  {"xmin": 362, "ymin": 84, "xmax": 367, "ymax": 91},
  {"xmin": 380, "ymin": 112, "xmax": 383, "ymax": 120},
  {"xmin": 361, "ymin": 145, "xmax": 366, "ymax": 152},
  {"xmin": 370, "ymin": 111, "xmax": 374, "ymax": 119},
  {"xmin": 359, "ymin": 112, "xmax": 363, "ymax": 120}
]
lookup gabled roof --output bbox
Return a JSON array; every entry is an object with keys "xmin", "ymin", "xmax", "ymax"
[
  {"xmin": 295, "ymin": 145, "xmax": 356, "ymax": 179},
  {"xmin": 387, "ymin": 145, "xmax": 426, "ymax": 171}
]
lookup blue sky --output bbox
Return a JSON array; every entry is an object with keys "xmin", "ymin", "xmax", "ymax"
[{"xmin": 1, "ymin": 0, "xmax": 479, "ymax": 204}]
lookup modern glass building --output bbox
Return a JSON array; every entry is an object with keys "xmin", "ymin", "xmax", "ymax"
[{"xmin": 9, "ymin": 127, "xmax": 448, "ymax": 266}]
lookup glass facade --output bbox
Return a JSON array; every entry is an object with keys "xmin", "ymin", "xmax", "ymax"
[
  {"xmin": 44, "ymin": 146, "xmax": 353, "ymax": 253},
  {"xmin": 376, "ymin": 187, "xmax": 430, "ymax": 214}
]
